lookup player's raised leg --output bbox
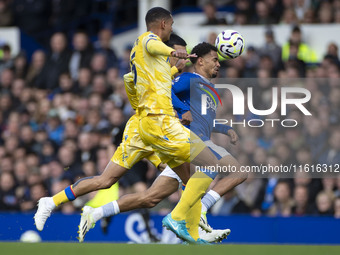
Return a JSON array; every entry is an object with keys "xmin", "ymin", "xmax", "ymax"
[
  {"xmin": 78, "ymin": 171, "xmax": 180, "ymax": 242},
  {"xmin": 199, "ymin": 154, "xmax": 247, "ymax": 230},
  {"xmin": 34, "ymin": 161, "xmax": 128, "ymax": 231}
]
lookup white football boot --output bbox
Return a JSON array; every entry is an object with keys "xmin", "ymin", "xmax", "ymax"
[
  {"xmin": 199, "ymin": 228, "xmax": 231, "ymax": 243},
  {"xmin": 78, "ymin": 206, "xmax": 97, "ymax": 242},
  {"xmin": 34, "ymin": 197, "xmax": 56, "ymax": 231},
  {"xmin": 199, "ymin": 211, "xmax": 213, "ymax": 233}
]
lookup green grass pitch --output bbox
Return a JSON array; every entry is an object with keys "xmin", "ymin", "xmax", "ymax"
[{"xmin": 1, "ymin": 243, "xmax": 340, "ymax": 255}]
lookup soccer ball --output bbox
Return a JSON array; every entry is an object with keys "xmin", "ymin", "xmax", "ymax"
[
  {"xmin": 215, "ymin": 30, "xmax": 245, "ymax": 59},
  {"xmin": 20, "ymin": 230, "xmax": 42, "ymax": 243}
]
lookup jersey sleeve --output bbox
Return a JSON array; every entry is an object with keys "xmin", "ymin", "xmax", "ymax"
[
  {"xmin": 172, "ymin": 73, "xmax": 191, "ymax": 94},
  {"xmin": 123, "ymin": 72, "xmax": 138, "ymax": 110},
  {"xmin": 171, "ymin": 74, "xmax": 191, "ymax": 114},
  {"xmin": 143, "ymin": 34, "xmax": 174, "ymax": 56},
  {"xmin": 171, "ymin": 90, "xmax": 190, "ymax": 114},
  {"xmin": 171, "ymin": 66, "xmax": 179, "ymax": 77}
]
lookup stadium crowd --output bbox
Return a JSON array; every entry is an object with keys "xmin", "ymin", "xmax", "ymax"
[{"xmin": 0, "ymin": 0, "xmax": 340, "ymax": 219}]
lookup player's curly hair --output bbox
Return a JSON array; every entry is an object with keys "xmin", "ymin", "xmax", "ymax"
[{"xmin": 190, "ymin": 42, "xmax": 218, "ymax": 64}]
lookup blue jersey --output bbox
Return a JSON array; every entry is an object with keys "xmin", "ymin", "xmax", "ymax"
[{"xmin": 172, "ymin": 72, "xmax": 232, "ymax": 141}]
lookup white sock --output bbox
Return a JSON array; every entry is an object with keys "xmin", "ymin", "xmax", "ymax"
[
  {"xmin": 201, "ymin": 190, "xmax": 221, "ymax": 213},
  {"xmin": 92, "ymin": 207, "xmax": 104, "ymax": 222},
  {"xmin": 92, "ymin": 201, "xmax": 120, "ymax": 222}
]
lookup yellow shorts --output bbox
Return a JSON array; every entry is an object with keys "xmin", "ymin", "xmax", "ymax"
[
  {"xmin": 111, "ymin": 114, "xmax": 162, "ymax": 169},
  {"xmin": 139, "ymin": 114, "xmax": 206, "ymax": 168}
]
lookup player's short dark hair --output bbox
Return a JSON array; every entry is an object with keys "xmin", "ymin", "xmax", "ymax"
[
  {"xmin": 165, "ymin": 33, "xmax": 187, "ymax": 48},
  {"xmin": 190, "ymin": 42, "xmax": 218, "ymax": 64},
  {"xmin": 145, "ymin": 7, "xmax": 172, "ymax": 27}
]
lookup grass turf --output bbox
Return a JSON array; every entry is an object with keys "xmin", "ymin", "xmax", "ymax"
[{"xmin": 1, "ymin": 243, "xmax": 340, "ymax": 255}]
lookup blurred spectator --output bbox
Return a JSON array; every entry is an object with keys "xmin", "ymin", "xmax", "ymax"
[
  {"xmin": 44, "ymin": 109, "xmax": 65, "ymax": 145},
  {"xmin": 12, "ymin": 52, "xmax": 28, "ymax": 79},
  {"xmin": 77, "ymin": 132, "xmax": 97, "ymax": 164},
  {"xmin": 302, "ymin": 8, "xmax": 315, "ymax": 23},
  {"xmin": 292, "ymin": 184, "xmax": 317, "ymax": 216},
  {"xmin": 282, "ymin": 26, "xmax": 318, "ymax": 64},
  {"xmin": 38, "ymin": 32, "xmax": 71, "ymax": 90},
  {"xmin": 57, "ymin": 145, "xmax": 82, "ymax": 180},
  {"xmin": 243, "ymin": 46, "xmax": 260, "ymax": 77},
  {"xmin": 318, "ymin": 129, "xmax": 340, "ymax": 166},
  {"xmin": 251, "ymin": 1, "xmax": 276, "ymax": 24},
  {"xmin": 335, "ymin": 197, "xmax": 340, "ymax": 218},
  {"xmin": 82, "ymin": 108, "xmax": 110, "ymax": 133},
  {"xmin": 0, "ymin": 0, "xmax": 12, "ymax": 26},
  {"xmin": 280, "ymin": 8, "xmax": 298, "ymax": 24},
  {"xmin": 304, "ymin": 117, "xmax": 328, "ymax": 159},
  {"xmin": 294, "ymin": 0, "xmax": 312, "ymax": 22},
  {"xmin": 0, "ymin": 45, "xmax": 13, "ymax": 74},
  {"xmin": 94, "ymin": 28, "xmax": 119, "ymax": 68},
  {"xmin": 211, "ymin": 189, "xmax": 250, "ymax": 215},
  {"xmin": 90, "ymin": 53, "xmax": 108, "ymax": 75},
  {"xmin": 201, "ymin": 2, "xmax": 227, "ymax": 25},
  {"xmin": 69, "ymin": 31, "xmax": 93, "ymax": 80},
  {"xmin": 235, "ymin": 173, "xmax": 263, "ymax": 210},
  {"xmin": 118, "ymin": 45, "xmax": 132, "ymax": 77},
  {"xmin": 335, "ymin": 9, "xmax": 340, "ymax": 23},
  {"xmin": 316, "ymin": 191, "xmax": 334, "ymax": 216},
  {"xmin": 75, "ymin": 67, "xmax": 92, "ymax": 97},
  {"xmin": 318, "ymin": 4, "xmax": 333, "ymax": 23},
  {"xmin": 268, "ymin": 181, "xmax": 294, "ymax": 216},
  {"xmin": 259, "ymin": 28, "xmax": 282, "ymax": 70},
  {"xmin": 234, "ymin": 10, "xmax": 248, "ymax": 25},
  {"xmin": 25, "ymin": 50, "xmax": 46, "ymax": 88},
  {"xmin": 0, "ymin": 171, "xmax": 19, "ymax": 211},
  {"xmin": 0, "ymin": 68, "xmax": 14, "ymax": 93}
]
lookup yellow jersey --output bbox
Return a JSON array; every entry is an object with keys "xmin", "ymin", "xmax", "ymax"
[
  {"xmin": 130, "ymin": 31, "xmax": 175, "ymax": 117},
  {"xmin": 124, "ymin": 65, "xmax": 179, "ymax": 112}
]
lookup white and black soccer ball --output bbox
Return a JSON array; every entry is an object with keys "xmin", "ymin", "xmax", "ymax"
[{"xmin": 215, "ymin": 30, "xmax": 245, "ymax": 59}]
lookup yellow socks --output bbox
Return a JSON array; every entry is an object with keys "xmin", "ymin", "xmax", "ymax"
[
  {"xmin": 171, "ymin": 171, "xmax": 212, "ymax": 221},
  {"xmin": 52, "ymin": 186, "xmax": 76, "ymax": 206},
  {"xmin": 186, "ymin": 199, "xmax": 202, "ymax": 241}
]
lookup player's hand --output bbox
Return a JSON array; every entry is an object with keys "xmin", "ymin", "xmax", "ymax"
[
  {"xmin": 175, "ymin": 59, "xmax": 189, "ymax": 72},
  {"xmin": 181, "ymin": 111, "xmax": 192, "ymax": 125},
  {"xmin": 227, "ymin": 129, "xmax": 239, "ymax": 145},
  {"xmin": 171, "ymin": 49, "xmax": 197, "ymax": 59}
]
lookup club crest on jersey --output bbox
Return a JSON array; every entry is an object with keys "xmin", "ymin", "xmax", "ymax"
[
  {"xmin": 122, "ymin": 153, "xmax": 128, "ymax": 162},
  {"xmin": 199, "ymin": 82, "xmax": 222, "ymax": 115}
]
